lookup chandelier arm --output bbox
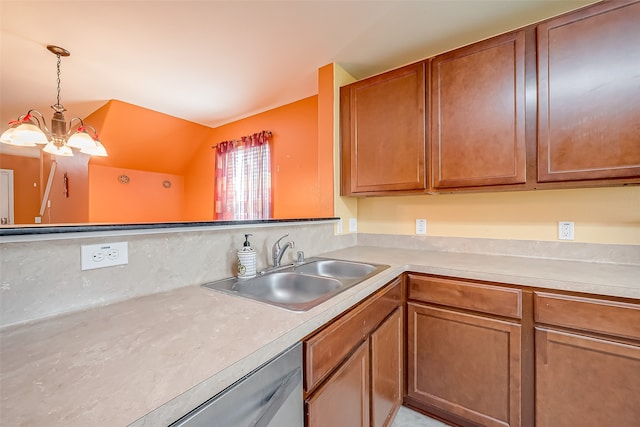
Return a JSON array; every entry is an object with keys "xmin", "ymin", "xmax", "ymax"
[
  {"xmin": 80, "ymin": 123, "xmax": 100, "ymax": 139},
  {"xmin": 66, "ymin": 117, "xmax": 85, "ymax": 137},
  {"xmin": 25, "ymin": 109, "xmax": 52, "ymax": 137}
]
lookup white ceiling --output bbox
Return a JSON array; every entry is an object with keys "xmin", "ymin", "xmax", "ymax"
[{"xmin": 1, "ymin": 0, "xmax": 596, "ymax": 130}]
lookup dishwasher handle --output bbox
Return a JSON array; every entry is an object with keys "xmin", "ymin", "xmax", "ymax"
[{"xmin": 251, "ymin": 367, "xmax": 302, "ymax": 427}]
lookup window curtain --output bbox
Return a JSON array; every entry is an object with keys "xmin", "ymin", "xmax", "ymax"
[{"xmin": 215, "ymin": 130, "xmax": 272, "ymax": 220}]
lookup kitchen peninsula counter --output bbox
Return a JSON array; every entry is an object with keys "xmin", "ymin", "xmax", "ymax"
[{"xmin": 1, "ymin": 246, "xmax": 638, "ymax": 426}]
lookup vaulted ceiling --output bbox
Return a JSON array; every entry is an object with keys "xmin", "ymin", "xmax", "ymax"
[{"xmin": 1, "ymin": 0, "xmax": 595, "ymax": 131}]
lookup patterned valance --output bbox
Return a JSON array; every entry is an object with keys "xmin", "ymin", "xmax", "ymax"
[{"xmin": 215, "ymin": 130, "xmax": 272, "ymax": 154}]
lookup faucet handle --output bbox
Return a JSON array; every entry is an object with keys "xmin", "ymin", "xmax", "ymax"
[{"xmin": 274, "ymin": 233, "xmax": 289, "ymax": 248}]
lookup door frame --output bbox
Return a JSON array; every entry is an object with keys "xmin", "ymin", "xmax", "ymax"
[{"xmin": 0, "ymin": 168, "xmax": 15, "ymax": 225}]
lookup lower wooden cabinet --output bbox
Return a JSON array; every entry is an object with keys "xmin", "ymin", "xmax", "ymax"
[
  {"xmin": 534, "ymin": 291, "xmax": 640, "ymax": 427},
  {"xmin": 405, "ymin": 274, "xmax": 526, "ymax": 427},
  {"xmin": 304, "ymin": 278, "xmax": 403, "ymax": 427},
  {"xmin": 371, "ymin": 308, "xmax": 403, "ymax": 427},
  {"xmin": 306, "ymin": 339, "xmax": 371, "ymax": 427},
  {"xmin": 304, "ymin": 270, "xmax": 639, "ymax": 427},
  {"xmin": 407, "ymin": 303, "xmax": 522, "ymax": 427},
  {"xmin": 535, "ymin": 328, "xmax": 640, "ymax": 427},
  {"xmin": 406, "ymin": 274, "xmax": 640, "ymax": 427}
]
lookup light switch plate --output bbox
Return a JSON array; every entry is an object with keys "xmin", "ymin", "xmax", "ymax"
[
  {"xmin": 336, "ymin": 219, "xmax": 343, "ymax": 234},
  {"xmin": 81, "ymin": 242, "xmax": 128, "ymax": 270}
]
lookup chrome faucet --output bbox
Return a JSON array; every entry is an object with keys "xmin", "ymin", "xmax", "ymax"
[{"xmin": 272, "ymin": 233, "xmax": 295, "ymax": 267}]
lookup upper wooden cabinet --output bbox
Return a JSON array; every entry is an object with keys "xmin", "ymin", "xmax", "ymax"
[
  {"xmin": 339, "ymin": 1, "xmax": 640, "ymax": 196},
  {"xmin": 340, "ymin": 62, "xmax": 427, "ymax": 195},
  {"xmin": 431, "ymin": 31, "xmax": 527, "ymax": 189},
  {"xmin": 537, "ymin": 0, "xmax": 640, "ymax": 182}
]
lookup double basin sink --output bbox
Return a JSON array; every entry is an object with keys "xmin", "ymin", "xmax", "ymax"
[{"xmin": 202, "ymin": 257, "xmax": 389, "ymax": 311}]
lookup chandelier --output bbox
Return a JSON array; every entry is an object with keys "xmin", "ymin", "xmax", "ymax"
[{"xmin": 0, "ymin": 45, "xmax": 107, "ymax": 157}]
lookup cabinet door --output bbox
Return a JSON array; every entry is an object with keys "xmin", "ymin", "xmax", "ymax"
[
  {"xmin": 407, "ymin": 303, "xmax": 522, "ymax": 427},
  {"xmin": 431, "ymin": 31, "xmax": 526, "ymax": 188},
  {"xmin": 371, "ymin": 308, "xmax": 403, "ymax": 427},
  {"xmin": 537, "ymin": 1, "xmax": 640, "ymax": 182},
  {"xmin": 341, "ymin": 62, "xmax": 426, "ymax": 195},
  {"xmin": 304, "ymin": 278, "xmax": 401, "ymax": 393},
  {"xmin": 306, "ymin": 340, "xmax": 370, "ymax": 427},
  {"xmin": 535, "ymin": 328, "xmax": 640, "ymax": 427}
]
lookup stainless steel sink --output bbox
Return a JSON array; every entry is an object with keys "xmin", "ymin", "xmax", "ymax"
[
  {"xmin": 233, "ymin": 272, "xmax": 342, "ymax": 304},
  {"xmin": 202, "ymin": 257, "xmax": 388, "ymax": 311},
  {"xmin": 294, "ymin": 259, "xmax": 377, "ymax": 278}
]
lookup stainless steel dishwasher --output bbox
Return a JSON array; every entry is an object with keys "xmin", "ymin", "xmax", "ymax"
[{"xmin": 170, "ymin": 343, "xmax": 303, "ymax": 427}]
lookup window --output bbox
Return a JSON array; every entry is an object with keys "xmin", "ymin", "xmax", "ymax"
[{"xmin": 215, "ymin": 131, "xmax": 272, "ymax": 220}]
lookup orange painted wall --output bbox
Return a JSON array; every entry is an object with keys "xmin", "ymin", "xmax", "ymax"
[
  {"xmin": 0, "ymin": 154, "xmax": 40, "ymax": 224},
  {"xmin": 46, "ymin": 154, "xmax": 90, "ymax": 224},
  {"xmin": 88, "ymin": 165, "xmax": 184, "ymax": 223},
  {"xmin": 82, "ymin": 99, "xmax": 208, "ymax": 223},
  {"xmin": 10, "ymin": 85, "xmax": 328, "ymax": 224},
  {"xmin": 184, "ymin": 95, "xmax": 322, "ymax": 219},
  {"xmin": 183, "ymin": 141, "xmax": 216, "ymax": 221},
  {"xmin": 85, "ymin": 100, "xmax": 210, "ymax": 175},
  {"xmin": 317, "ymin": 63, "xmax": 335, "ymax": 217}
]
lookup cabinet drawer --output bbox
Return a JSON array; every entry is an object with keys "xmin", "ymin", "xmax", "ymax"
[
  {"xmin": 408, "ymin": 274, "xmax": 522, "ymax": 319},
  {"xmin": 534, "ymin": 292, "xmax": 640, "ymax": 341},
  {"xmin": 304, "ymin": 277, "xmax": 401, "ymax": 393}
]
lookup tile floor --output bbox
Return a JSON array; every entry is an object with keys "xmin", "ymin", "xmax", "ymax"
[{"xmin": 391, "ymin": 406, "xmax": 450, "ymax": 427}]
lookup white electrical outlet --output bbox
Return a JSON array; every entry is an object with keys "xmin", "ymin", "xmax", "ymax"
[
  {"xmin": 415, "ymin": 219, "xmax": 427, "ymax": 235},
  {"xmin": 558, "ymin": 221, "xmax": 575, "ymax": 241},
  {"xmin": 349, "ymin": 218, "xmax": 357, "ymax": 233},
  {"xmin": 81, "ymin": 242, "xmax": 128, "ymax": 270}
]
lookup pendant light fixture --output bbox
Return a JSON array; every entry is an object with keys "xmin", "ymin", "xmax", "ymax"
[{"xmin": 0, "ymin": 45, "xmax": 107, "ymax": 157}]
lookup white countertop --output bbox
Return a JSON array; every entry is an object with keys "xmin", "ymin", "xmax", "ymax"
[{"xmin": 1, "ymin": 246, "xmax": 638, "ymax": 426}]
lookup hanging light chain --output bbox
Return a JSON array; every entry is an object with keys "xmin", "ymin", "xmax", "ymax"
[
  {"xmin": 52, "ymin": 53, "xmax": 66, "ymax": 112},
  {"xmin": 56, "ymin": 54, "xmax": 61, "ymax": 107}
]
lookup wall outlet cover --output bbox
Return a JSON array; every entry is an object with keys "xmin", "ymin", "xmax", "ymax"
[
  {"xmin": 558, "ymin": 221, "xmax": 575, "ymax": 241},
  {"xmin": 81, "ymin": 242, "xmax": 128, "ymax": 270},
  {"xmin": 415, "ymin": 219, "xmax": 427, "ymax": 235},
  {"xmin": 349, "ymin": 218, "xmax": 357, "ymax": 233}
]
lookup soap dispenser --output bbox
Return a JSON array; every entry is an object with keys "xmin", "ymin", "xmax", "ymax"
[{"xmin": 237, "ymin": 234, "xmax": 257, "ymax": 278}]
